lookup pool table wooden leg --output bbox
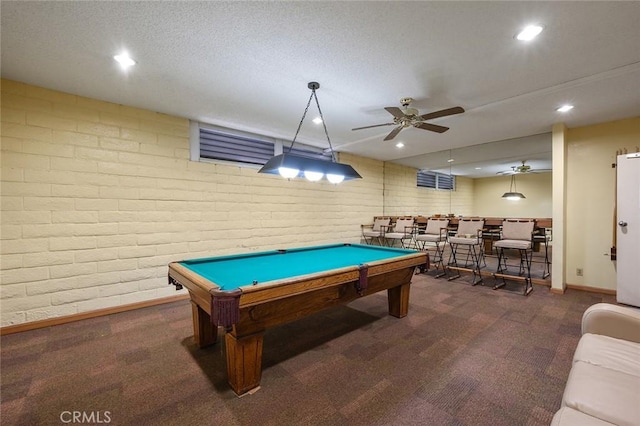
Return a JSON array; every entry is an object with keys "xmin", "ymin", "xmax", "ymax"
[
  {"xmin": 191, "ymin": 301, "xmax": 217, "ymax": 348},
  {"xmin": 225, "ymin": 331, "xmax": 264, "ymax": 395},
  {"xmin": 387, "ymin": 282, "xmax": 411, "ymax": 318}
]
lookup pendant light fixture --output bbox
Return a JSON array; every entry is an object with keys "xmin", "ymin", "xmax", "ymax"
[
  {"xmin": 258, "ymin": 82, "xmax": 362, "ymax": 183},
  {"xmin": 502, "ymin": 174, "xmax": 526, "ymax": 200}
]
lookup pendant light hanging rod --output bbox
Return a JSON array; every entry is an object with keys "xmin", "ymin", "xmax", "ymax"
[
  {"xmin": 286, "ymin": 83, "xmax": 316, "ymax": 151},
  {"xmin": 502, "ymin": 174, "xmax": 526, "ymax": 200},
  {"xmin": 310, "ymin": 82, "xmax": 338, "ymax": 163}
]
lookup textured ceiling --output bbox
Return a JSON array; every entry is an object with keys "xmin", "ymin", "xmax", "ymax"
[{"xmin": 2, "ymin": 1, "xmax": 639, "ymax": 177}]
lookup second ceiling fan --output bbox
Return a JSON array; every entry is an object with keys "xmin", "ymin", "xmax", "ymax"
[
  {"xmin": 352, "ymin": 97, "xmax": 464, "ymax": 141},
  {"xmin": 497, "ymin": 160, "xmax": 552, "ymax": 175}
]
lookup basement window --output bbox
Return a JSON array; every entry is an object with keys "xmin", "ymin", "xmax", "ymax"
[
  {"xmin": 197, "ymin": 125, "xmax": 275, "ymax": 165},
  {"xmin": 190, "ymin": 121, "xmax": 331, "ymax": 167},
  {"xmin": 417, "ymin": 170, "xmax": 455, "ymax": 190},
  {"xmin": 192, "ymin": 122, "xmax": 330, "ymax": 167},
  {"xmin": 284, "ymin": 145, "xmax": 332, "ymax": 162}
]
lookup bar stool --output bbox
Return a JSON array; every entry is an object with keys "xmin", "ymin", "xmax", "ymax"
[
  {"xmin": 493, "ymin": 219, "xmax": 535, "ymax": 295},
  {"xmin": 415, "ymin": 218, "xmax": 450, "ymax": 277},
  {"xmin": 382, "ymin": 217, "xmax": 416, "ymax": 248},
  {"xmin": 361, "ymin": 217, "xmax": 390, "ymax": 246},
  {"xmin": 447, "ymin": 218, "xmax": 485, "ymax": 285}
]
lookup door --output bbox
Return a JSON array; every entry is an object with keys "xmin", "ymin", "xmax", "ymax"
[{"xmin": 616, "ymin": 153, "xmax": 640, "ymax": 307}]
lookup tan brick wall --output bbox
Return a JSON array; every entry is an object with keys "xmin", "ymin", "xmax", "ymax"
[
  {"xmin": 1, "ymin": 80, "xmax": 387, "ymax": 326},
  {"xmin": 382, "ymin": 162, "xmax": 474, "ymax": 217}
]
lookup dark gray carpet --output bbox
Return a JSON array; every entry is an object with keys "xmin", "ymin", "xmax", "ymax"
[{"xmin": 1, "ymin": 269, "xmax": 615, "ymax": 425}]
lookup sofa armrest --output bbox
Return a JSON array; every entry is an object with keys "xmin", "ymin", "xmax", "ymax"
[{"xmin": 581, "ymin": 303, "xmax": 640, "ymax": 343}]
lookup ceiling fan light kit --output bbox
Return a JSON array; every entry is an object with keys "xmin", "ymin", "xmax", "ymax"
[
  {"xmin": 352, "ymin": 97, "xmax": 465, "ymax": 141},
  {"xmin": 258, "ymin": 82, "xmax": 362, "ymax": 183}
]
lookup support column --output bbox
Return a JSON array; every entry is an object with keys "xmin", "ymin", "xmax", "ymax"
[{"xmin": 551, "ymin": 122, "xmax": 568, "ymax": 294}]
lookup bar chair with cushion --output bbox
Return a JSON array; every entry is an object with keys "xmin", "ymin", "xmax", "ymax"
[
  {"xmin": 361, "ymin": 217, "xmax": 391, "ymax": 245},
  {"xmin": 447, "ymin": 218, "xmax": 485, "ymax": 285},
  {"xmin": 415, "ymin": 218, "xmax": 450, "ymax": 277},
  {"xmin": 383, "ymin": 217, "xmax": 416, "ymax": 248},
  {"xmin": 492, "ymin": 219, "xmax": 536, "ymax": 295}
]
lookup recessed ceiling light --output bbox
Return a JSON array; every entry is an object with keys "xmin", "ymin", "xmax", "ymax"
[
  {"xmin": 447, "ymin": 158, "xmax": 454, "ymax": 163},
  {"xmin": 395, "ymin": 142, "xmax": 405, "ymax": 148},
  {"xmin": 475, "ymin": 167, "xmax": 482, "ymax": 170},
  {"xmin": 312, "ymin": 117, "xmax": 323, "ymax": 124},
  {"xmin": 516, "ymin": 25, "xmax": 543, "ymax": 41},
  {"xmin": 557, "ymin": 104, "xmax": 574, "ymax": 113},
  {"xmin": 114, "ymin": 53, "xmax": 136, "ymax": 68}
]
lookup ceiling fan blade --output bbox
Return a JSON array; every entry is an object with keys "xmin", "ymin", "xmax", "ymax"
[
  {"xmin": 384, "ymin": 107, "xmax": 405, "ymax": 118},
  {"xmin": 352, "ymin": 122, "xmax": 395, "ymax": 131},
  {"xmin": 419, "ymin": 106, "xmax": 465, "ymax": 121},
  {"xmin": 383, "ymin": 125, "xmax": 403, "ymax": 141},
  {"xmin": 415, "ymin": 122, "xmax": 449, "ymax": 133}
]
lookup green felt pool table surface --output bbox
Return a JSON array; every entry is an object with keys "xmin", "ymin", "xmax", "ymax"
[{"xmin": 178, "ymin": 243, "xmax": 420, "ymax": 290}]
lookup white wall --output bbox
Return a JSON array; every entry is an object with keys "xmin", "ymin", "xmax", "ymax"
[{"xmin": 564, "ymin": 117, "xmax": 640, "ymax": 290}]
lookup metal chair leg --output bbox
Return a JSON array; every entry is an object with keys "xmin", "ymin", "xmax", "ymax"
[
  {"xmin": 446, "ymin": 243, "xmax": 460, "ymax": 280},
  {"xmin": 542, "ymin": 240, "xmax": 550, "ymax": 279},
  {"xmin": 434, "ymin": 241, "xmax": 446, "ymax": 278},
  {"xmin": 493, "ymin": 247, "xmax": 533, "ymax": 296},
  {"xmin": 447, "ymin": 243, "xmax": 483, "ymax": 285},
  {"xmin": 469, "ymin": 245, "xmax": 483, "ymax": 286},
  {"xmin": 523, "ymin": 248, "xmax": 533, "ymax": 295},
  {"xmin": 493, "ymin": 248, "xmax": 508, "ymax": 290}
]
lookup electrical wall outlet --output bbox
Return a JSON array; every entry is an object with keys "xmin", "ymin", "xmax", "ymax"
[{"xmin": 576, "ymin": 268, "xmax": 583, "ymax": 276}]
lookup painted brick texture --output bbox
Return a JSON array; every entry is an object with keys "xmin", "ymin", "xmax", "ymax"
[
  {"xmin": 0, "ymin": 79, "xmax": 472, "ymax": 327},
  {"xmin": 1, "ymin": 80, "xmax": 389, "ymax": 326}
]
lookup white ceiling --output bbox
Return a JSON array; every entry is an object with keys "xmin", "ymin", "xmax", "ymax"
[{"xmin": 2, "ymin": 1, "xmax": 639, "ymax": 178}]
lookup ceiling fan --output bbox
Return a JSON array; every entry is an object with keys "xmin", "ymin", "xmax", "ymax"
[
  {"xmin": 497, "ymin": 160, "xmax": 552, "ymax": 175},
  {"xmin": 352, "ymin": 97, "xmax": 465, "ymax": 141}
]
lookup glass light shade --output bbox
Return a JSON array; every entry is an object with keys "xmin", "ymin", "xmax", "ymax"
[
  {"xmin": 304, "ymin": 171, "xmax": 323, "ymax": 181},
  {"xmin": 278, "ymin": 167, "xmax": 299, "ymax": 179},
  {"xmin": 502, "ymin": 192, "xmax": 526, "ymax": 200},
  {"xmin": 326, "ymin": 174, "xmax": 345, "ymax": 184}
]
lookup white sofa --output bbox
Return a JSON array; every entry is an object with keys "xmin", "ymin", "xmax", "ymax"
[{"xmin": 551, "ymin": 303, "xmax": 640, "ymax": 426}]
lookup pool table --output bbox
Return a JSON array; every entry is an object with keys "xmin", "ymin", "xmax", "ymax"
[{"xmin": 168, "ymin": 243, "xmax": 428, "ymax": 395}]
